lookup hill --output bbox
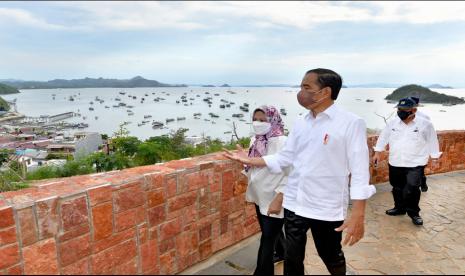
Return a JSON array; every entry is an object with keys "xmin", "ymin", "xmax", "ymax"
[
  {"xmin": 0, "ymin": 83, "xmax": 20, "ymax": 94},
  {"xmin": 0, "ymin": 96, "xmax": 10, "ymax": 111},
  {"xmin": 2, "ymin": 76, "xmax": 187, "ymax": 89},
  {"xmin": 427, "ymin": 84, "xmax": 453, "ymax": 89},
  {"xmin": 385, "ymin": 84, "xmax": 464, "ymax": 105}
]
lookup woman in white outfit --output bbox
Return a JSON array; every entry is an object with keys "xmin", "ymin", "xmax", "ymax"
[{"xmin": 242, "ymin": 105, "xmax": 288, "ymax": 275}]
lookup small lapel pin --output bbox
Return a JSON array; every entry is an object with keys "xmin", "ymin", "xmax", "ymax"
[{"xmin": 323, "ymin": 133, "xmax": 329, "ymax": 145}]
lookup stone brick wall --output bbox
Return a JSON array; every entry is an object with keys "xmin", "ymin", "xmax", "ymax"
[
  {"xmin": 369, "ymin": 131, "xmax": 465, "ymax": 183},
  {"xmin": 0, "ymin": 130, "xmax": 464, "ymax": 275}
]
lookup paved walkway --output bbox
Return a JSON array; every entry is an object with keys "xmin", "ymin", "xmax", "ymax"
[{"xmin": 191, "ymin": 170, "xmax": 465, "ymax": 275}]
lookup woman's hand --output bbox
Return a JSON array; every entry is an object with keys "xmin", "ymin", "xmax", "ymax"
[{"xmin": 223, "ymin": 144, "xmax": 249, "ymax": 164}]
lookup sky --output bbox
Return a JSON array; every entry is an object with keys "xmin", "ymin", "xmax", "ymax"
[{"xmin": 1, "ymin": 1, "xmax": 465, "ymax": 86}]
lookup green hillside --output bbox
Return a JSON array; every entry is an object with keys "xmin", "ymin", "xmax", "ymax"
[
  {"xmin": 0, "ymin": 83, "xmax": 20, "ymax": 95},
  {"xmin": 0, "ymin": 96, "xmax": 10, "ymax": 111}
]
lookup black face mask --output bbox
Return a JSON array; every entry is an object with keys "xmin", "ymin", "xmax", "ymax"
[{"xmin": 397, "ymin": 110, "xmax": 413, "ymax": 121}]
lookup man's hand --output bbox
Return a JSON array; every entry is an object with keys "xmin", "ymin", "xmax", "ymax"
[
  {"xmin": 267, "ymin": 193, "xmax": 283, "ymax": 216},
  {"xmin": 431, "ymin": 158, "xmax": 440, "ymax": 170},
  {"xmin": 335, "ymin": 200, "xmax": 366, "ymax": 246},
  {"xmin": 372, "ymin": 152, "xmax": 381, "ymax": 167}
]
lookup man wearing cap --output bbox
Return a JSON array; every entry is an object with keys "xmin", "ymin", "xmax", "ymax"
[
  {"xmin": 410, "ymin": 96, "xmax": 431, "ymax": 192},
  {"xmin": 373, "ymin": 97, "xmax": 441, "ymax": 226}
]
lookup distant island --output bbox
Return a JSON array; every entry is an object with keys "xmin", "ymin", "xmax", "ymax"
[
  {"xmin": 202, "ymin": 85, "xmax": 216, "ymax": 87},
  {"xmin": 427, "ymin": 84, "xmax": 453, "ymax": 89},
  {"xmin": 0, "ymin": 83, "xmax": 20, "ymax": 94},
  {"xmin": 220, "ymin": 84, "xmax": 230, "ymax": 87},
  {"xmin": 2, "ymin": 76, "xmax": 187, "ymax": 89},
  {"xmin": 385, "ymin": 84, "xmax": 464, "ymax": 105}
]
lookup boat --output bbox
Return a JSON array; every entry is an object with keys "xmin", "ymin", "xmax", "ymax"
[
  {"xmin": 209, "ymin": 113, "xmax": 219, "ymax": 118},
  {"xmin": 68, "ymin": 96, "xmax": 74, "ymax": 101},
  {"xmin": 166, "ymin": 118, "xmax": 175, "ymax": 123},
  {"xmin": 232, "ymin": 113, "xmax": 244, "ymax": 118},
  {"xmin": 366, "ymin": 99, "xmax": 374, "ymax": 102},
  {"xmin": 89, "ymin": 107, "xmax": 94, "ymax": 111},
  {"xmin": 177, "ymin": 117, "xmax": 186, "ymax": 121},
  {"xmin": 220, "ymin": 105, "xmax": 226, "ymax": 108},
  {"xmin": 144, "ymin": 115, "xmax": 152, "ymax": 119},
  {"xmin": 152, "ymin": 121, "xmax": 164, "ymax": 128},
  {"xmin": 119, "ymin": 91, "xmax": 126, "ymax": 95}
]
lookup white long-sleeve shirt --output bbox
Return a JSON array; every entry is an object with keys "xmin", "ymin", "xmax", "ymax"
[
  {"xmin": 245, "ymin": 135, "xmax": 288, "ymax": 218},
  {"xmin": 263, "ymin": 104, "xmax": 376, "ymax": 221},
  {"xmin": 374, "ymin": 115, "xmax": 442, "ymax": 167}
]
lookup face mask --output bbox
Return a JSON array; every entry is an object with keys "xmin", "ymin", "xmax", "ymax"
[
  {"xmin": 397, "ymin": 110, "xmax": 413, "ymax": 121},
  {"xmin": 252, "ymin": 121, "xmax": 271, "ymax": 135},
  {"xmin": 297, "ymin": 88, "xmax": 326, "ymax": 109}
]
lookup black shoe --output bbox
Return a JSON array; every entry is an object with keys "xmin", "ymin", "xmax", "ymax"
[
  {"xmin": 385, "ymin": 208, "xmax": 406, "ymax": 216},
  {"xmin": 421, "ymin": 184, "xmax": 428, "ymax": 192},
  {"xmin": 411, "ymin": 215, "xmax": 423, "ymax": 226},
  {"xmin": 273, "ymin": 253, "xmax": 284, "ymax": 264}
]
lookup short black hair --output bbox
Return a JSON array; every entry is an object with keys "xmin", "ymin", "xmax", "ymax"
[{"xmin": 306, "ymin": 68, "xmax": 343, "ymax": 100}]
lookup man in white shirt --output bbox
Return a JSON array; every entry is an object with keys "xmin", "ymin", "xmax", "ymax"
[
  {"xmin": 373, "ymin": 97, "xmax": 441, "ymax": 226},
  {"xmin": 410, "ymin": 96, "xmax": 431, "ymax": 192},
  {"xmin": 224, "ymin": 68, "xmax": 376, "ymax": 275}
]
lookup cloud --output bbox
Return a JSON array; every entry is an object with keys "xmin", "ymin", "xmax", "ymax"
[
  {"xmin": 3, "ymin": 2, "xmax": 465, "ymax": 32},
  {"xmin": 0, "ymin": 7, "xmax": 66, "ymax": 30}
]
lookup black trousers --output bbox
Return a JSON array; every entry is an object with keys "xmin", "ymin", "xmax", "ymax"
[
  {"xmin": 254, "ymin": 205, "xmax": 285, "ymax": 276},
  {"xmin": 388, "ymin": 165, "xmax": 423, "ymax": 216},
  {"xmin": 283, "ymin": 209, "xmax": 346, "ymax": 276},
  {"xmin": 421, "ymin": 165, "xmax": 427, "ymax": 187}
]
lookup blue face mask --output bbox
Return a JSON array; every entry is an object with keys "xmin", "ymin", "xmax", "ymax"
[{"xmin": 397, "ymin": 110, "xmax": 413, "ymax": 121}]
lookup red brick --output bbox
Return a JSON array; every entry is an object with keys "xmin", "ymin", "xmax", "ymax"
[
  {"xmin": 0, "ymin": 227, "xmax": 16, "ymax": 246},
  {"xmin": 166, "ymin": 208, "xmax": 182, "ymax": 220},
  {"xmin": 23, "ymin": 238, "xmax": 59, "ymax": 275},
  {"xmin": 147, "ymin": 189, "xmax": 165, "ymax": 207},
  {"xmin": 222, "ymin": 171, "xmax": 235, "ymax": 200},
  {"xmin": 5, "ymin": 264, "xmax": 22, "ymax": 275},
  {"xmin": 210, "ymin": 173, "xmax": 221, "ymax": 193},
  {"xmin": 220, "ymin": 216, "xmax": 229, "ymax": 234},
  {"xmin": 0, "ymin": 243, "xmax": 20, "ymax": 270},
  {"xmin": 184, "ymin": 170, "xmax": 211, "ymax": 192},
  {"xmin": 60, "ymin": 196, "xmax": 89, "ymax": 231},
  {"xmin": 147, "ymin": 173, "xmax": 164, "ymax": 190},
  {"xmin": 176, "ymin": 231, "xmax": 198, "ymax": 258},
  {"xmin": 62, "ymin": 258, "xmax": 89, "ymax": 275},
  {"xmin": 148, "ymin": 205, "xmax": 166, "ymax": 226},
  {"xmin": 182, "ymin": 206, "xmax": 197, "ymax": 226},
  {"xmin": 17, "ymin": 207, "xmax": 37, "ymax": 246},
  {"xmin": 199, "ymin": 239, "xmax": 212, "ymax": 260},
  {"xmin": 93, "ymin": 228, "xmax": 136, "ymax": 253},
  {"xmin": 114, "ymin": 184, "xmax": 145, "ymax": 213},
  {"xmin": 91, "ymin": 239, "xmax": 137, "ymax": 275},
  {"xmin": 114, "ymin": 209, "xmax": 135, "ymax": 233},
  {"xmin": 35, "ymin": 197, "xmax": 59, "ymax": 239},
  {"xmin": 148, "ymin": 226, "xmax": 158, "ymax": 240},
  {"xmin": 167, "ymin": 190, "xmax": 197, "ymax": 212},
  {"xmin": 199, "ymin": 224, "xmax": 212, "ymax": 242},
  {"xmin": 159, "ymin": 237, "xmax": 175, "ymax": 254},
  {"xmin": 59, "ymin": 234, "xmax": 91, "ymax": 266},
  {"xmin": 164, "ymin": 176, "xmax": 177, "ymax": 198},
  {"xmin": 234, "ymin": 178, "xmax": 248, "ymax": 196},
  {"xmin": 141, "ymin": 239, "xmax": 158, "ymax": 273},
  {"xmin": 138, "ymin": 223, "xmax": 148, "ymax": 244},
  {"xmin": 0, "ymin": 207, "xmax": 14, "ymax": 229},
  {"xmin": 92, "ymin": 202, "xmax": 113, "ymax": 241},
  {"xmin": 87, "ymin": 184, "xmax": 112, "ymax": 207},
  {"xmin": 159, "ymin": 250, "xmax": 176, "ymax": 275},
  {"xmin": 233, "ymin": 223, "xmax": 244, "ymax": 242},
  {"xmin": 159, "ymin": 217, "xmax": 182, "ymax": 240},
  {"xmin": 114, "ymin": 258, "xmax": 138, "ymax": 275},
  {"xmin": 58, "ymin": 223, "xmax": 90, "ymax": 242}
]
